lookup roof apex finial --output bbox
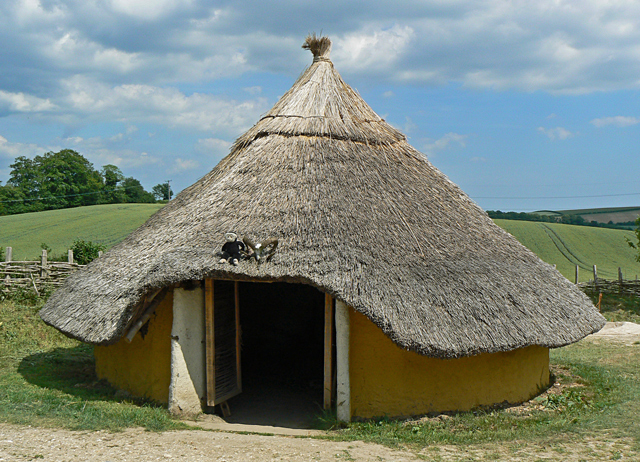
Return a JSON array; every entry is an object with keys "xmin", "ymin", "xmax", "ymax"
[{"xmin": 302, "ymin": 34, "xmax": 331, "ymax": 62}]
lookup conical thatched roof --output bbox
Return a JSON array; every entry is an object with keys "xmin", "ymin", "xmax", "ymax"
[{"xmin": 40, "ymin": 35, "xmax": 604, "ymax": 358}]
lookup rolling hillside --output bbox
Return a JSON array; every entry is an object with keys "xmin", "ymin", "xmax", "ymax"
[
  {"xmin": 0, "ymin": 203, "xmax": 164, "ymax": 260},
  {"xmin": 495, "ymin": 219, "xmax": 640, "ymax": 283},
  {"xmin": 1, "ymin": 204, "xmax": 639, "ymax": 284}
]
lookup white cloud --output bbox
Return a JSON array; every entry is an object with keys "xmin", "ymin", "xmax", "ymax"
[
  {"xmin": 0, "ymin": 135, "xmax": 46, "ymax": 159},
  {"xmin": 108, "ymin": 0, "xmax": 194, "ymax": 21},
  {"xmin": 333, "ymin": 25, "xmax": 415, "ymax": 74},
  {"xmin": 170, "ymin": 157, "xmax": 200, "ymax": 173},
  {"xmin": 591, "ymin": 116, "xmax": 640, "ymax": 127},
  {"xmin": 243, "ymin": 86, "xmax": 262, "ymax": 95},
  {"xmin": 0, "ymin": 90, "xmax": 56, "ymax": 113},
  {"xmin": 423, "ymin": 132, "xmax": 468, "ymax": 154},
  {"xmin": 62, "ymin": 133, "xmax": 161, "ymax": 169},
  {"xmin": 470, "ymin": 156, "xmax": 487, "ymax": 163},
  {"xmin": 537, "ymin": 126, "xmax": 575, "ymax": 140},
  {"xmin": 196, "ymin": 138, "xmax": 232, "ymax": 154},
  {"xmin": 3, "ymin": 0, "xmax": 640, "ymax": 96},
  {"xmin": 58, "ymin": 77, "xmax": 267, "ymax": 134},
  {"xmin": 383, "ymin": 91, "xmax": 394, "ymax": 98}
]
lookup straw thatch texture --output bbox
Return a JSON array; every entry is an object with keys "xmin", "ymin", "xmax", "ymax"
[{"xmin": 40, "ymin": 36, "xmax": 605, "ymax": 358}]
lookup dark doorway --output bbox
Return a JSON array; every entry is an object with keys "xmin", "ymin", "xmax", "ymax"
[{"xmin": 223, "ymin": 282, "xmax": 326, "ymax": 428}]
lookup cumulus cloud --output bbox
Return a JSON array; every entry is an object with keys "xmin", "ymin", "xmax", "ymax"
[
  {"xmin": 537, "ymin": 126, "xmax": 575, "ymax": 140},
  {"xmin": 56, "ymin": 76, "xmax": 267, "ymax": 134},
  {"xmin": 591, "ymin": 116, "xmax": 640, "ymax": 127},
  {"xmin": 0, "ymin": 90, "xmax": 56, "ymax": 113},
  {"xmin": 170, "ymin": 157, "xmax": 200, "ymax": 173},
  {"xmin": 2, "ymin": 0, "xmax": 640, "ymax": 100},
  {"xmin": 62, "ymin": 132, "xmax": 162, "ymax": 169},
  {"xmin": 333, "ymin": 25, "xmax": 415, "ymax": 74},
  {"xmin": 423, "ymin": 132, "xmax": 468, "ymax": 154},
  {"xmin": 0, "ymin": 135, "xmax": 47, "ymax": 159},
  {"xmin": 196, "ymin": 137, "xmax": 232, "ymax": 154}
]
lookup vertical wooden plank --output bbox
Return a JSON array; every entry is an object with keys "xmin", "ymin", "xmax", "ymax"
[
  {"xmin": 5, "ymin": 247, "xmax": 11, "ymax": 262},
  {"xmin": 593, "ymin": 265, "xmax": 598, "ymax": 289},
  {"xmin": 575, "ymin": 265, "xmax": 579, "ymax": 284},
  {"xmin": 234, "ymin": 281, "xmax": 242, "ymax": 393},
  {"xmin": 323, "ymin": 293, "xmax": 334, "ymax": 410},
  {"xmin": 68, "ymin": 249, "xmax": 74, "ymax": 264},
  {"xmin": 204, "ymin": 278, "xmax": 215, "ymax": 407}
]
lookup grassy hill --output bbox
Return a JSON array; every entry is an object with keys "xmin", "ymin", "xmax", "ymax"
[
  {"xmin": 0, "ymin": 203, "xmax": 164, "ymax": 260},
  {"xmin": 495, "ymin": 219, "xmax": 640, "ymax": 282},
  {"xmin": 2, "ymin": 204, "xmax": 640, "ymax": 283}
]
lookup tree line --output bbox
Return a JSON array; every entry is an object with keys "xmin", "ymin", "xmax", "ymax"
[
  {"xmin": 0, "ymin": 150, "xmax": 173, "ymax": 216},
  {"xmin": 487, "ymin": 210, "xmax": 636, "ymax": 230}
]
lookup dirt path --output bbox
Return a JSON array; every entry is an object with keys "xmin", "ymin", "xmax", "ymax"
[{"xmin": 2, "ymin": 423, "xmax": 639, "ymax": 461}]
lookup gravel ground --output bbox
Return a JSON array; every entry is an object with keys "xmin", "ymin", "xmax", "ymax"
[{"xmin": 1, "ymin": 424, "xmax": 638, "ymax": 461}]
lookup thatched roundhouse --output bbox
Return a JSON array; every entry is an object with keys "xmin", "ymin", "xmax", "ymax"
[{"xmin": 40, "ymin": 35, "xmax": 604, "ymax": 421}]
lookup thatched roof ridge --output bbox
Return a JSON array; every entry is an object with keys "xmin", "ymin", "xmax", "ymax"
[{"xmin": 40, "ymin": 35, "xmax": 605, "ymax": 358}]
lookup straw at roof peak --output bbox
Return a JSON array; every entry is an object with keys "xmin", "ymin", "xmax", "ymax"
[{"xmin": 303, "ymin": 34, "xmax": 331, "ymax": 61}]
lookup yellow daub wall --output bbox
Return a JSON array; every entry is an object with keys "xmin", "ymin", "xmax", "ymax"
[
  {"xmin": 350, "ymin": 309, "xmax": 549, "ymax": 418},
  {"xmin": 94, "ymin": 290, "xmax": 173, "ymax": 404}
]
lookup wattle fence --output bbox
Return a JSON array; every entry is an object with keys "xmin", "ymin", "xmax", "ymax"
[
  {"xmin": 1, "ymin": 245, "xmax": 639, "ymax": 300},
  {"xmin": 1, "ymin": 247, "xmax": 90, "ymax": 296}
]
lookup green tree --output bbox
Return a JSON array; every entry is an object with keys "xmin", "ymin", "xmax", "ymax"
[
  {"xmin": 37, "ymin": 150, "xmax": 103, "ymax": 208},
  {"xmin": 626, "ymin": 217, "xmax": 640, "ymax": 262},
  {"xmin": 100, "ymin": 164, "xmax": 125, "ymax": 203},
  {"xmin": 122, "ymin": 177, "xmax": 156, "ymax": 203},
  {"xmin": 152, "ymin": 182, "xmax": 173, "ymax": 201},
  {"xmin": 0, "ymin": 184, "xmax": 28, "ymax": 215}
]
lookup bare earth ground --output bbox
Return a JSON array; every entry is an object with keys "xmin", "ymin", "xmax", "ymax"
[{"xmin": 1, "ymin": 323, "xmax": 638, "ymax": 462}]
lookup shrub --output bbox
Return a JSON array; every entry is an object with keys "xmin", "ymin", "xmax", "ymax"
[{"xmin": 70, "ymin": 239, "xmax": 106, "ymax": 265}]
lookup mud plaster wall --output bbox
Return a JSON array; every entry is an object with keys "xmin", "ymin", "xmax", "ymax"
[
  {"xmin": 94, "ymin": 289, "xmax": 173, "ymax": 403},
  {"xmin": 168, "ymin": 286, "xmax": 205, "ymax": 417},
  {"xmin": 349, "ymin": 309, "xmax": 550, "ymax": 418}
]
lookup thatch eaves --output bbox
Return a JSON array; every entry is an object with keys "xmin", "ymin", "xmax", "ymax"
[{"xmin": 40, "ymin": 35, "xmax": 605, "ymax": 358}]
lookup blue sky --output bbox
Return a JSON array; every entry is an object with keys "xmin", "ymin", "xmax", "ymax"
[{"xmin": 1, "ymin": 0, "xmax": 640, "ymax": 212}]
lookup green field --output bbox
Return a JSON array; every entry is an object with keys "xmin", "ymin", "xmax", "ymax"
[
  {"xmin": 495, "ymin": 219, "xmax": 640, "ymax": 282},
  {"xmin": 2, "ymin": 204, "xmax": 640, "ymax": 284},
  {"xmin": 0, "ymin": 204, "xmax": 164, "ymax": 260}
]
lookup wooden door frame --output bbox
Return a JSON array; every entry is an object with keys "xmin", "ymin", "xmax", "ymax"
[
  {"xmin": 205, "ymin": 278, "xmax": 335, "ymax": 410},
  {"xmin": 204, "ymin": 278, "xmax": 242, "ymax": 406}
]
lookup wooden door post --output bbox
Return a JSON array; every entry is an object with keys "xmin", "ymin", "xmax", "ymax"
[{"xmin": 323, "ymin": 293, "xmax": 334, "ymax": 410}]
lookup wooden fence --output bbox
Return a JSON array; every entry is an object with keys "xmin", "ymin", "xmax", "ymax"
[
  {"xmin": 1, "ymin": 247, "xmax": 87, "ymax": 296},
  {"xmin": 574, "ymin": 264, "xmax": 640, "ymax": 298}
]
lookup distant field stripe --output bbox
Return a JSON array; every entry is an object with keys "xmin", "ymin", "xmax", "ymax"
[{"xmin": 539, "ymin": 224, "xmax": 589, "ymax": 269}]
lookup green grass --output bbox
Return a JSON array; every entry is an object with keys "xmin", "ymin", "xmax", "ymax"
[
  {"xmin": 494, "ymin": 219, "xmax": 640, "ymax": 282},
  {"xmin": 324, "ymin": 341, "xmax": 640, "ymax": 454},
  {"xmin": 0, "ymin": 293, "xmax": 184, "ymax": 431},
  {"xmin": 0, "ymin": 203, "xmax": 164, "ymax": 260},
  {"xmin": 585, "ymin": 292, "xmax": 640, "ymax": 324}
]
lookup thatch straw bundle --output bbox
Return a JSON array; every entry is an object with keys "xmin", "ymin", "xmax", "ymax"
[{"xmin": 40, "ymin": 35, "xmax": 604, "ymax": 358}]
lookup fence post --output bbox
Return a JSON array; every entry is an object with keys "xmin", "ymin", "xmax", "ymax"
[
  {"xmin": 40, "ymin": 249, "xmax": 48, "ymax": 278},
  {"xmin": 4, "ymin": 247, "xmax": 11, "ymax": 286},
  {"xmin": 68, "ymin": 249, "xmax": 74, "ymax": 264},
  {"xmin": 575, "ymin": 265, "xmax": 579, "ymax": 284},
  {"xmin": 618, "ymin": 267, "xmax": 624, "ymax": 294},
  {"xmin": 593, "ymin": 265, "xmax": 598, "ymax": 290}
]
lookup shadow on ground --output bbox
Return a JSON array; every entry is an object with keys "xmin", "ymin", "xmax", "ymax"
[{"xmin": 18, "ymin": 345, "xmax": 122, "ymax": 402}]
